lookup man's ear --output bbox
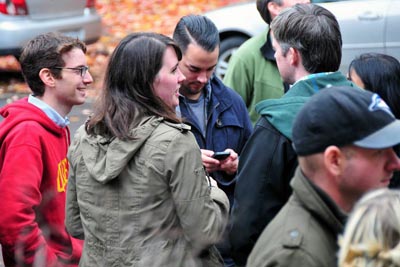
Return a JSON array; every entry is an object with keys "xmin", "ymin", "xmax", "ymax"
[
  {"xmin": 323, "ymin": 146, "xmax": 344, "ymax": 177},
  {"xmin": 39, "ymin": 68, "xmax": 56, "ymax": 88},
  {"xmin": 289, "ymin": 47, "xmax": 300, "ymax": 66},
  {"xmin": 267, "ymin": 1, "xmax": 282, "ymax": 19}
]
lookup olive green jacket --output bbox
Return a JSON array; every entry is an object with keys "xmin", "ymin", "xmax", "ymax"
[
  {"xmin": 65, "ymin": 115, "xmax": 229, "ymax": 267},
  {"xmin": 247, "ymin": 167, "xmax": 347, "ymax": 267},
  {"xmin": 223, "ymin": 28, "xmax": 284, "ymax": 124}
]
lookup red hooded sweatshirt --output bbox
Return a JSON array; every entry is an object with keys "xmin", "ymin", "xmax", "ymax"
[{"xmin": 0, "ymin": 98, "xmax": 82, "ymax": 266}]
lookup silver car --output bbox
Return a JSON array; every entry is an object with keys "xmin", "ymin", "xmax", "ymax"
[
  {"xmin": 0, "ymin": 0, "xmax": 102, "ymax": 56},
  {"xmin": 204, "ymin": 0, "xmax": 400, "ymax": 78}
]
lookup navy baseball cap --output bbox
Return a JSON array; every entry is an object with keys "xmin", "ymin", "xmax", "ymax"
[{"xmin": 292, "ymin": 86, "xmax": 400, "ymax": 156}]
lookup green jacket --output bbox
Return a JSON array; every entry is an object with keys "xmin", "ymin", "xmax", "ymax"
[
  {"xmin": 223, "ymin": 28, "xmax": 284, "ymax": 124},
  {"xmin": 247, "ymin": 167, "xmax": 347, "ymax": 267},
  {"xmin": 65, "ymin": 115, "xmax": 229, "ymax": 267}
]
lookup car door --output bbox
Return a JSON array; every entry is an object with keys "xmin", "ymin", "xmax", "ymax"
[
  {"xmin": 385, "ymin": 0, "xmax": 400, "ymax": 59},
  {"xmin": 319, "ymin": 0, "xmax": 389, "ymax": 73},
  {"xmin": 26, "ymin": 0, "xmax": 87, "ymax": 19}
]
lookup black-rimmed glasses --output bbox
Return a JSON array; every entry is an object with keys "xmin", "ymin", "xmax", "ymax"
[{"xmin": 52, "ymin": 66, "xmax": 89, "ymax": 77}]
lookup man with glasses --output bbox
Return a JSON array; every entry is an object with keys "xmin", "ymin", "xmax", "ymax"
[
  {"xmin": 52, "ymin": 65, "xmax": 90, "ymax": 77},
  {"xmin": 0, "ymin": 32, "xmax": 92, "ymax": 266}
]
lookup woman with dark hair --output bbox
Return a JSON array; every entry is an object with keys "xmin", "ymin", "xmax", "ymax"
[
  {"xmin": 348, "ymin": 53, "xmax": 400, "ymax": 118},
  {"xmin": 348, "ymin": 53, "xmax": 400, "ymax": 188},
  {"xmin": 65, "ymin": 32, "xmax": 229, "ymax": 266}
]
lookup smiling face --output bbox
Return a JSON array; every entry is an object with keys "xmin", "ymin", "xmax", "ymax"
[
  {"xmin": 153, "ymin": 46, "xmax": 186, "ymax": 109},
  {"xmin": 52, "ymin": 48, "xmax": 93, "ymax": 115},
  {"xmin": 178, "ymin": 43, "xmax": 219, "ymax": 100}
]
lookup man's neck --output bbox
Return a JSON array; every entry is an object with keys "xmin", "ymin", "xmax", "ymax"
[
  {"xmin": 310, "ymin": 174, "xmax": 352, "ymax": 213},
  {"xmin": 292, "ymin": 70, "xmax": 312, "ymax": 85},
  {"xmin": 37, "ymin": 94, "xmax": 71, "ymax": 117},
  {"xmin": 183, "ymin": 92, "xmax": 202, "ymax": 101},
  {"xmin": 180, "ymin": 86, "xmax": 205, "ymax": 101}
]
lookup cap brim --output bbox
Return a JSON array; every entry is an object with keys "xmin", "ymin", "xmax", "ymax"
[{"xmin": 354, "ymin": 120, "xmax": 400, "ymax": 149}]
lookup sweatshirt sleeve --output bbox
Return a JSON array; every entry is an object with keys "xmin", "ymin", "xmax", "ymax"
[
  {"xmin": 0, "ymin": 129, "xmax": 59, "ymax": 266},
  {"xmin": 166, "ymin": 130, "xmax": 230, "ymax": 254}
]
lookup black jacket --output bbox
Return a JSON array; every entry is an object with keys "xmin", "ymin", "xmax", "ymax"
[
  {"xmin": 229, "ymin": 117, "xmax": 297, "ymax": 266},
  {"xmin": 229, "ymin": 72, "xmax": 355, "ymax": 266}
]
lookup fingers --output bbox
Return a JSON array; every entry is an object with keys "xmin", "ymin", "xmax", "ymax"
[
  {"xmin": 220, "ymin": 157, "xmax": 238, "ymax": 175},
  {"xmin": 219, "ymin": 149, "xmax": 238, "ymax": 175},
  {"xmin": 224, "ymin": 148, "xmax": 238, "ymax": 161},
  {"xmin": 200, "ymin": 148, "xmax": 239, "ymax": 174},
  {"xmin": 201, "ymin": 149, "xmax": 220, "ymax": 173}
]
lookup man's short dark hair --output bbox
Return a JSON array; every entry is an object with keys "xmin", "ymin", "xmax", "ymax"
[
  {"xmin": 271, "ymin": 3, "xmax": 342, "ymax": 73},
  {"xmin": 19, "ymin": 32, "xmax": 86, "ymax": 96},
  {"xmin": 173, "ymin": 14, "xmax": 219, "ymax": 54}
]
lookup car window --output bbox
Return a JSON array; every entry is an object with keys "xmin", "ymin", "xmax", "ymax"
[
  {"xmin": 385, "ymin": 0, "xmax": 400, "ymax": 57},
  {"xmin": 319, "ymin": 0, "xmax": 389, "ymax": 73}
]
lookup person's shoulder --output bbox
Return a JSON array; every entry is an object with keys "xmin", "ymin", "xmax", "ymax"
[
  {"xmin": 214, "ymin": 81, "xmax": 249, "ymax": 112},
  {"xmin": 0, "ymin": 119, "xmax": 56, "ymax": 153},
  {"xmin": 156, "ymin": 120, "xmax": 195, "ymax": 143},
  {"xmin": 9, "ymin": 119, "xmax": 49, "ymax": 136},
  {"xmin": 162, "ymin": 120, "xmax": 191, "ymax": 132},
  {"xmin": 155, "ymin": 121, "xmax": 200, "ymax": 155},
  {"xmin": 248, "ymin": 201, "xmax": 319, "ymax": 266},
  {"xmin": 69, "ymin": 124, "xmax": 87, "ymax": 148},
  {"xmin": 254, "ymin": 115, "xmax": 284, "ymax": 135},
  {"xmin": 235, "ymin": 31, "xmax": 268, "ymax": 56},
  {"xmin": 248, "ymin": 243, "xmax": 321, "ymax": 267},
  {"xmin": 273, "ymin": 194, "xmax": 336, "ymax": 265},
  {"xmin": 224, "ymin": 85, "xmax": 245, "ymax": 101},
  {"xmin": 212, "ymin": 76, "xmax": 243, "ymax": 97},
  {"xmin": 260, "ymin": 195, "xmax": 318, "ymax": 247}
]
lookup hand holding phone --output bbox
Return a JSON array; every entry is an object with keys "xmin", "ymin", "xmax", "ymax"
[{"xmin": 212, "ymin": 151, "xmax": 231, "ymax": 160}]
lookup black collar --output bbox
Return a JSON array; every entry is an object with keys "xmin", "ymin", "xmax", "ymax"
[
  {"xmin": 260, "ymin": 30, "xmax": 290, "ymax": 92},
  {"xmin": 260, "ymin": 30, "xmax": 275, "ymax": 61}
]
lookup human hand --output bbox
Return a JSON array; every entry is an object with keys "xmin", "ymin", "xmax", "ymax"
[
  {"xmin": 201, "ymin": 149, "xmax": 221, "ymax": 173},
  {"xmin": 201, "ymin": 149, "xmax": 238, "ymax": 175},
  {"xmin": 219, "ymin": 148, "xmax": 238, "ymax": 175}
]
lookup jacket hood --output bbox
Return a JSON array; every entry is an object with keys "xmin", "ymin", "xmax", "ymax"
[
  {"xmin": 70, "ymin": 116, "xmax": 189, "ymax": 184},
  {"xmin": 255, "ymin": 72, "xmax": 355, "ymax": 140},
  {"xmin": 0, "ymin": 97, "xmax": 64, "ymax": 143}
]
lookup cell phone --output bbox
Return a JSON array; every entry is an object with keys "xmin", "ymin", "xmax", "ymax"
[{"xmin": 212, "ymin": 151, "xmax": 231, "ymax": 160}]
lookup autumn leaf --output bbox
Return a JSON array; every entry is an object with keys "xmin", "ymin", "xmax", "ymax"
[{"xmin": 0, "ymin": 0, "xmax": 247, "ymax": 94}]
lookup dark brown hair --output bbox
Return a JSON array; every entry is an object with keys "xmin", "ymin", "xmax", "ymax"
[
  {"xmin": 271, "ymin": 3, "xmax": 342, "ymax": 73},
  {"xmin": 19, "ymin": 32, "xmax": 86, "ymax": 96},
  {"xmin": 86, "ymin": 32, "xmax": 182, "ymax": 140}
]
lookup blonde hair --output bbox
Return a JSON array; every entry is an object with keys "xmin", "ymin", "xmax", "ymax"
[{"xmin": 338, "ymin": 188, "xmax": 400, "ymax": 267}]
